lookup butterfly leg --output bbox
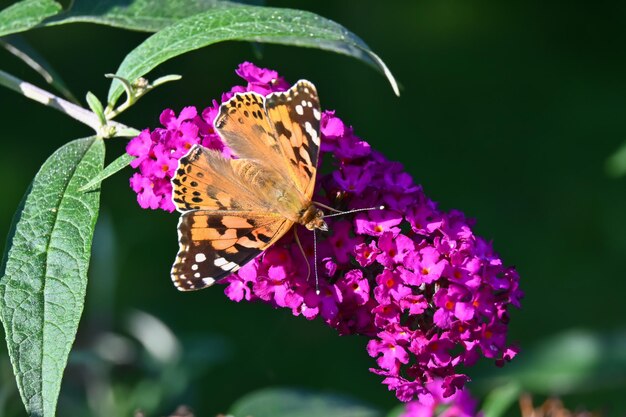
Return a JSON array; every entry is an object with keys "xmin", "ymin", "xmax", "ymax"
[{"xmin": 293, "ymin": 226, "xmax": 322, "ymax": 294}]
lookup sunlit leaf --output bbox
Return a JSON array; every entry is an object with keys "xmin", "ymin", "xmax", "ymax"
[
  {"xmin": 481, "ymin": 382, "xmax": 522, "ymax": 417},
  {"xmin": 79, "ymin": 152, "xmax": 135, "ymax": 192},
  {"xmin": 45, "ymin": 0, "xmax": 258, "ymax": 32},
  {"xmin": 0, "ymin": 137, "xmax": 105, "ymax": 417},
  {"xmin": 0, "ymin": 0, "xmax": 62, "ymax": 37},
  {"xmin": 86, "ymin": 91, "xmax": 106, "ymax": 125},
  {"xmin": 606, "ymin": 141, "xmax": 626, "ymax": 177},
  {"xmin": 107, "ymin": 5, "xmax": 399, "ymax": 106}
]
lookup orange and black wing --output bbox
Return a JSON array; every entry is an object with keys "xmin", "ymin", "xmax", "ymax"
[
  {"xmin": 265, "ymin": 80, "xmax": 321, "ymax": 199},
  {"xmin": 171, "ymin": 145, "xmax": 266, "ymax": 212},
  {"xmin": 170, "ymin": 81, "xmax": 322, "ymax": 291},
  {"xmin": 214, "ymin": 80, "xmax": 321, "ymax": 200},
  {"xmin": 172, "ymin": 210, "xmax": 292, "ymax": 291}
]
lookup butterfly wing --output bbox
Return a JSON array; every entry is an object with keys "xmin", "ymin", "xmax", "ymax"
[
  {"xmin": 171, "ymin": 145, "xmax": 294, "ymax": 290},
  {"xmin": 171, "ymin": 80, "xmax": 322, "ymax": 291},
  {"xmin": 265, "ymin": 80, "xmax": 321, "ymax": 199},
  {"xmin": 172, "ymin": 210, "xmax": 293, "ymax": 291},
  {"xmin": 214, "ymin": 80, "xmax": 321, "ymax": 200},
  {"xmin": 172, "ymin": 144, "xmax": 268, "ymax": 212},
  {"xmin": 213, "ymin": 90, "xmax": 285, "ymax": 172}
]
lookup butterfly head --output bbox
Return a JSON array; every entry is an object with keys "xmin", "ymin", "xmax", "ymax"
[{"xmin": 300, "ymin": 205, "xmax": 328, "ymax": 232}]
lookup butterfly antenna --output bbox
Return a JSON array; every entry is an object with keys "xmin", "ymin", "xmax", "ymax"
[
  {"xmin": 322, "ymin": 205, "xmax": 386, "ymax": 219},
  {"xmin": 293, "ymin": 228, "xmax": 311, "ymax": 283},
  {"xmin": 313, "ymin": 201, "xmax": 344, "ymax": 214}
]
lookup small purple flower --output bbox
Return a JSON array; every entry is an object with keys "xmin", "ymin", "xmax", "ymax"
[
  {"xmin": 127, "ymin": 62, "xmax": 522, "ymax": 403},
  {"xmin": 328, "ymin": 220, "xmax": 363, "ymax": 264},
  {"xmin": 355, "ymin": 210, "xmax": 403, "ymax": 237},
  {"xmin": 322, "ymin": 257, "xmax": 338, "ymax": 278},
  {"xmin": 320, "ymin": 111, "xmax": 347, "ymax": 148},
  {"xmin": 399, "ymin": 294, "xmax": 428, "ymax": 315},
  {"xmin": 127, "ymin": 129, "xmax": 153, "ymax": 168},
  {"xmin": 303, "ymin": 285, "xmax": 342, "ymax": 320},
  {"xmin": 374, "ymin": 269, "xmax": 411, "ymax": 305},
  {"xmin": 340, "ymin": 269, "xmax": 370, "ymax": 306},
  {"xmin": 235, "ymin": 61, "xmax": 290, "ymax": 95},
  {"xmin": 333, "ymin": 164, "xmax": 374, "ymax": 194},
  {"xmin": 376, "ymin": 232, "xmax": 415, "ymax": 268},
  {"xmin": 400, "ymin": 378, "xmax": 482, "ymax": 417},
  {"xmin": 129, "ymin": 173, "xmax": 160, "ymax": 210},
  {"xmin": 367, "ymin": 328, "xmax": 410, "ymax": 372},
  {"xmin": 353, "ymin": 241, "xmax": 381, "ymax": 267},
  {"xmin": 160, "ymin": 106, "xmax": 197, "ymax": 129}
]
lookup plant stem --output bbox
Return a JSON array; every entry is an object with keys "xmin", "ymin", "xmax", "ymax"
[
  {"xmin": 1, "ymin": 37, "xmax": 80, "ymax": 104},
  {"xmin": 0, "ymin": 69, "xmax": 136, "ymax": 136}
]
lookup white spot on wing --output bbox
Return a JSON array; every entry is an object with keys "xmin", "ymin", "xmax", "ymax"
[
  {"xmin": 313, "ymin": 108, "xmax": 321, "ymax": 120},
  {"xmin": 214, "ymin": 257, "xmax": 227, "ymax": 267},
  {"xmin": 295, "ymin": 105, "xmax": 304, "ymax": 115},
  {"xmin": 194, "ymin": 272, "xmax": 201, "ymax": 278},
  {"xmin": 223, "ymin": 261, "xmax": 239, "ymax": 271},
  {"xmin": 191, "ymin": 264, "xmax": 198, "ymax": 271},
  {"xmin": 304, "ymin": 121, "xmax": 320, "ymax": 145},
  {"xmin": 202, "ymin": 277, "xmax": 215, "ymax": 285},
  {"xmin": 195, "ymin": 253, "xmax": 206, "ymax": 262}
]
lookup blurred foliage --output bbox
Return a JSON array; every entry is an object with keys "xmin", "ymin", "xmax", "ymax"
[
  {"xmin": 229, "ymin": 388, "xmax": 383, "ymax": 417},
  {"xmin": 1, "ymin": 0, "xmax": 626, "ymax": 416},
  {"xmin": 480, "ymin": 329, "xmax": 626, "ymax": 394}
]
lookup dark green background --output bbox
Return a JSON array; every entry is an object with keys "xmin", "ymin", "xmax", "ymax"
[{"xmin": 1, "ymin": 0, "xmax": 626, "ymax": 415}]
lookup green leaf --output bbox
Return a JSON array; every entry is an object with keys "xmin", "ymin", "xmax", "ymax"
[
  {"xmin": 0, "ymin": 0, "xmax": 62, "ymax": 37},
  {"xmin": 79, "ymin": 152, "xmax": 135, "ymax": 192},
  {"xmin": 0, "ymin": 137, "xmax": 105, "ymax": 417},
  {"xmin": 481, "ymin": 382, "xmax": 522, "ymax": 417},
  {"xmin": 152, "ymin": 74, "xmax": 182, "ymax": 87},
  {"xmin": 606, "ymin": 141, "xmax": 626, "ymax": 177},
  {"xmin": 0, "ymin": 35, "xmax": 78, "ymax": 103},
  {"xmin": 45, "ymin": 0, "xmax": 253, "ymax": 32},
  {"xmin": 229, "ymin": 388, "xmax": 383, "ymax": 417},
  {"xmin": 107, "ymin": 6, "xmax": 399, "ymax": 106},
  {"xmin": 476, "ymin": 329, "xmax": 626, "ymax": 394},
  {"xmin": 384, "ymin": 404, "xmax": 406, "ymax": 417},
  {"xmin": 85, "ymin": 91, "xmax": 106, "ymax": 126}
]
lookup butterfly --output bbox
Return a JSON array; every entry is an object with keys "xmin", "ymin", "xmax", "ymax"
[{"xmin": 170, "ymin": 80, "xmax": 326, "ymax": 291}]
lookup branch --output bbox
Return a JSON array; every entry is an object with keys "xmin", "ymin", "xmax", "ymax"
[{"xmin": 0, "ymin": 69, "xmax": 138, "ymax": 137}]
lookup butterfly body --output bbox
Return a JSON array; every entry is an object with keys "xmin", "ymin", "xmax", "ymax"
[
  {"xmin": 298, "ymin": 205, "xmax": 327, "ymax": 231},
  {"xmin": 170, "ymin": 80, "xmax": 323, "ymax": 291}
]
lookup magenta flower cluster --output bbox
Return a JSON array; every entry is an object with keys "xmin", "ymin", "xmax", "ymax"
[{"xmin": 127, "ymin": 62, "xmax": 522, "ymax": 403}]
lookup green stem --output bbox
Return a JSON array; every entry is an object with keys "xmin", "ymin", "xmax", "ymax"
[
  {"xmin": 104, "ymin": 93, "xmax": 136, "ymax": 120},
  {"xmin": 0, "ymin": 69, "xmax": 137, "ymax": 137}
]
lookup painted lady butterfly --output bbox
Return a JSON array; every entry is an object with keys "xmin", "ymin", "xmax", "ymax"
[{"xmin": 170, "ymin": 80, "xmax": 324, "ymax": 291}]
